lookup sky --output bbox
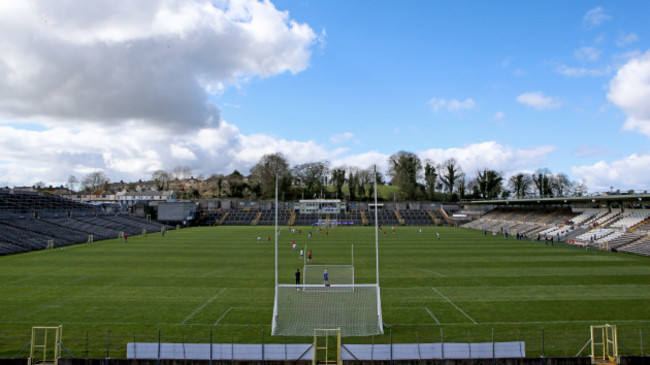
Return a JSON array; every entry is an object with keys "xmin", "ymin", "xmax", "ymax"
[{"xmin": 1, "ymin": 1, "xmax": 649, "ymax": 192}]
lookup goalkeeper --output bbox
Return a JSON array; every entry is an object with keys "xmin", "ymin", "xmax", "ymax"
[{"xmin": 323, "ymin": 269, "xmax": 329, "ymax": 286}]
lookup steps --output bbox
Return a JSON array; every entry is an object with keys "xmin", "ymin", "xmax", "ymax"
[
  {"xmin": 289, "ymin": 211, "xmax": 296, "ymax": 226},
  {"xmin": 217, "ymin": 212, "xmax": 229, "ymax": 225},
  {"xmin": 438, "ymin": 208, "xmax": 453, "ymax": 225},
  {"xmin": 428, "ymin": 211, "xmax": 439, "ymax": 225},
  {"xmin": 251, "ymin": 212, "xmax": 262, "ymax": 226},
  {"xmin": 394, "ymin": 210, "xmax": 405, "ymax": 226}
]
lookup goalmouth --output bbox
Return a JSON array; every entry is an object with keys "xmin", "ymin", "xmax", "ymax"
[{"xmin": 272, "ymin": 284, "xmax": 383, "ymax": 337}]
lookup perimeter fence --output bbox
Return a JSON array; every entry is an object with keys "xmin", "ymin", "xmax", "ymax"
[{"xmin": 2, "ymin": 324, "xmax": 649, "ymax": 360}]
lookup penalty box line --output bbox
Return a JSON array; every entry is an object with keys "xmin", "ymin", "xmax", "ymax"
[
  {"xmin": 214, "ymin": 306, "xmax": 270, "ymax": 326},
  {"xmin": 181, "ymin": 288, "xmax": 227, "ymax": 325},
  {"xmin": 431, "ymin": 287, "xmax": 477, "ymax": 325},
  {"xmin": 393, "ymin": 306, "xmax": 440, "ymax": 324}
]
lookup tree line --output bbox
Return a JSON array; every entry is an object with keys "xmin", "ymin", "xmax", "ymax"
[{"xmin": 60, "ymin": 151, "xmax": 587, "ymax": 201}]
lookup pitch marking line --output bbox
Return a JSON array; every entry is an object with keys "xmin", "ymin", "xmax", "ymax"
[
  {"xmin": 424, "ymin": 307, "xmax": 441, "ymax": 324},
  {"xmin": 212, "ymin": 306, "xmax": 269, "ymax": 326},
  {"xmin": 415, "ymin": 268, "xmax": 446, "ymax": 277},
  {"xmin": 200, "ymin": 268, "xmax": 232, "ymax": 278},
  {"xmin": 393, "ymin": 306, "xmax": 441, "ymax": 324},
  {"xmin": 431, "ymin": 287, "xmax": 477, "ymax": 325},
  {"xmin": 214, "ymin": 307, "xmax": 232, "ymax": 326},
  {"xmin": 181, "ymin": 288, "xmax": 227, "ymax": 324}
]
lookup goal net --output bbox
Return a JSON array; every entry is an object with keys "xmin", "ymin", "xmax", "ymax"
[{"xmin": 272, "ymin": 284, "xmax": 383, "ymax": 337}]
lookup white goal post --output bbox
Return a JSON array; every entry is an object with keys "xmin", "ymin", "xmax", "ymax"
[{"xmin": 272, "ymin": 168, "xmax": 384, "ymax": 337}]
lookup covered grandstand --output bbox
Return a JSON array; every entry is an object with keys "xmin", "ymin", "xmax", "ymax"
[{"xmin": 462, "ymin": 193, "xmax": 650, "ymax": 257}]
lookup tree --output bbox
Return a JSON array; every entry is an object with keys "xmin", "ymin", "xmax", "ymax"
[
  {"xmin": 292, "ymin": 161, "xmax": 330, "ymax": 198},
  {"xmin": 532, "ymin": 168, "xmax": 553, "ymax": 197},
  {"xmin": 358, "ymin": 168, "xmax": 374, "ymax": 200},
  {"xmin": 347, "ymin": 167, "xmax": 359, "ymax": 201},
  {"xmin": 82, "ymin": 171, "xmax": 110, "ymax": 192},
  {"xmin": 387, "ymin": 151, "xmax": 422, "ymax": 200},
  {"xmin": 423, "ymin": 161, "xmax": 438, "ymax": 200},
  {"xmin": 217, "ymin": 175, "xmax": 223, "ymax": 198},
  {"xmin": 455, "ymin": 177, "xmax": 466, "ymax": 200},
  {"xmin": 66, "ymin": 175, "xmax": 78, "ymax": 192},
  {"xmin": 551, "ymin": 173, "xmax": 573, "ymax": 197},
  {"xmin": 152, "ymin": 170, "xmax": 172, "ymax": 191},
  {"xmin": 227, "ymin": 170, "xmax": 246, "ymax": 198},
  {"xmin": 172, "ymin": 165, "xmax": 192, "ymax": 180},
  {"xmin": 573, "ymin": 180, "xmax": 588, "ymax": 196},
  {"xmin": 476, "ymin": 169, "xmax": 504, "ymax": 199},
  {"xmin": 439, "ymin": 158, "xmax": 464, "ymax": 194},
  {"xmin": 331, "ymin": 167, "xmax": 346, "ymax": 199},
  {"xmin": 508, "ymin": 173, "xmax": 532, "ymax": 198},
  {"xmin": 249, "ymin": 153, "xmax": 292, "ymax": 199}
]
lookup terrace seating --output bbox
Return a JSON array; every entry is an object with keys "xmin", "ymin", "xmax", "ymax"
[
  {"xmin": 569, "ymin": 209, "xmax": 600, "ymax": 225},
  {"xmin": 618, "ymin": 236, "xmax": 650, "ymax": 256},
  {"xmin": 398, "ymin": 209, "xmax": 435, "ymax": 225},
  {"xmin": 609, "ymin": 212, "xmax": 650, "ymax": 230},
  {"xmin": 0, "ymin": 222, "xmax": 55, "ymax": 251},
  {"xmin": 256, "ymin": 210, "xmax": 291, "ymax": 226},
  {"xmin": 2, "ymin": 217, "xmax": 89, "ymax": 243},
  {"xmin": 220, "ymin": 210, "xmax": 259, "ymax": 225},
  {"xmin": 41, "ymin": 217, "xmax": 118, "ymax": 241},
  {"xmin": 575, "ymin": 228, "xmax": 615, "ymax": 243},
  {"xmin": 605, "ymin": 232, "xmax": 646, "ymax": 250}
]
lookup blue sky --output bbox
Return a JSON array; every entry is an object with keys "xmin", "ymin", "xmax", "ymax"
[
  {"xmin": 222, "ymin": 1, "xmax": 648, "ymax": 173},
  {"xmin": 0, "ymin": 1, "xmax": 649, "ymax": 191}
]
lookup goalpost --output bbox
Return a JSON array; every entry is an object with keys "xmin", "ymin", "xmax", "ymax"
[{"xmin": 272, "ymin": 168, "xmax": 384, "ymax": 337}]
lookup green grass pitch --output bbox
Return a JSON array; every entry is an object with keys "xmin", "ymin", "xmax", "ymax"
[{"xmin": 1, "ymin": 225, "xmax": 649, "ymax": 358}]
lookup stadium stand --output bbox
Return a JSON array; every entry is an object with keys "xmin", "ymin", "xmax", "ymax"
[
  {"xmin": 220, "ymin": 210, "xmax": 261, "ymax": 225},
  {"xmin": 0, "ymin": 189, "xmax": 172, "ymax": 256},
  {"xmin": 619, "ymin": 236, "xmax": 650, "ymax": 256},
  {"xmin": 398, "ymin": 209, "xmax": 436, "ymax": 225},
  {"xmin": 463, "ymin": 206, "xmax": 650, "ymax": 257}
]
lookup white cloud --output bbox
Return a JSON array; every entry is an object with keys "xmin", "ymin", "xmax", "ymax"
[
  {"xmin": 428, "ymin": 98, "xmax": 476, "ymax": 112},
  {"xmin": 417, "ymin": 141, "xmax": 555, "ymax": 176},
  {"xmin": 170, "ymin": 144, "xmax": 198, "ymax": 160},
  {"xmin": 330, "ymin": 132, "xmax": 354, "ymax": 144},
  {"xmin": 583, "ymin": 7, "xmax": 611, "ymax": 29},
  {"xmin": 616, "ymin": 32, "xmax": 638, "ymax": 46},
  {"xmin": 516, "ymin": 92, "xmax": 561, "ymax": 110},
  {"xmin": 0, "ymin": 0, "xmax": 317, "ymax": 131},
  {"xmin": 331, "ymin": 151, "xmax": 390, "ymax": 171},
  {"xmin": 492, "ymin": 111, "xmax": 505, "ymax": 120},
  {"xmin": 573, "ymin": 145, "xmax": 610, "ymax": 158},
  {"xmin": 557, "ymin": 64, "xmax": 611, "ymax": 77},
  {"xmin": 0, "ymin": 121, "xmax": 350, "ymax": 187},
  {"xmin": 574, "ymin": 46, "xmax": 601, "ymax": 62},
  {"xmin": 607, "ymin": 50, "xmax": 650, "ymax": 137},
  {"xmin": 0, "ymin": 0, "xmax": 327, "ymax": 186},
  {"xmin": 572, "ymin": 153, "xmax": 650, "ymax": 191}
]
